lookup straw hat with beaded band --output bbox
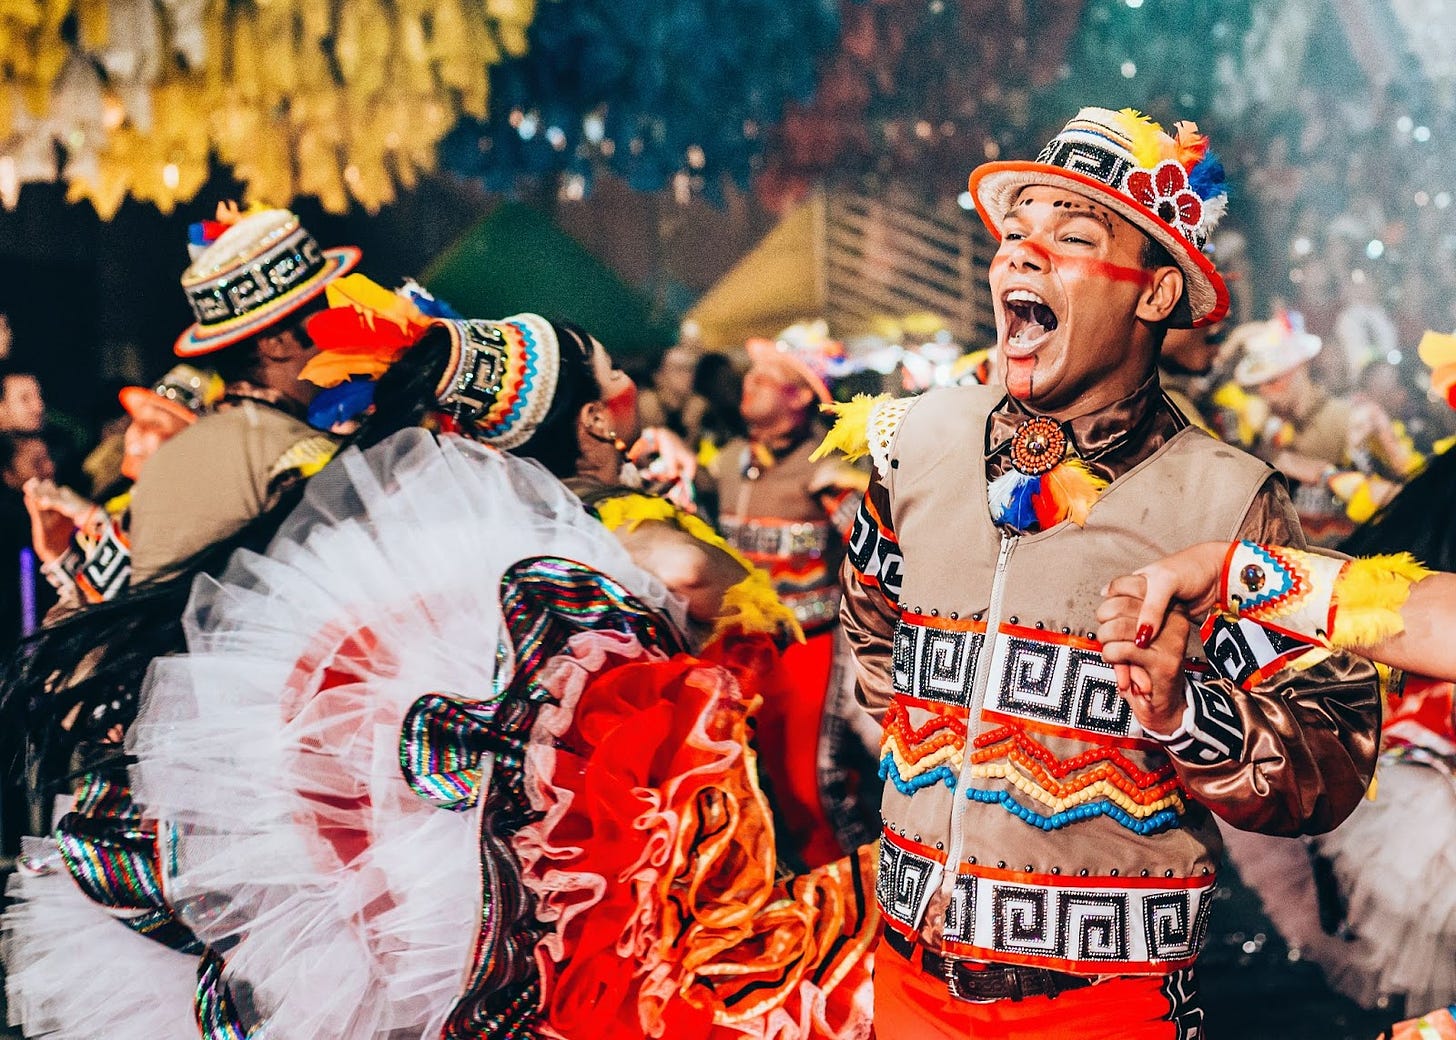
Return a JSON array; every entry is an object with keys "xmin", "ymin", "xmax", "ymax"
[
  {"xmin": 175, "ymin": 208, "xmax": 361, "ymax": 357},
  {"xmin": 968, "ymin": 106, "xmax": 1231, "ymax": 328},
  {"xmin": 119, "ymin": 363, "xmax": 225, "ymax": 426}
]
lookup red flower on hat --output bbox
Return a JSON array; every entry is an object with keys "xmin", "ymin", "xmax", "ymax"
[{"xmin": 1124, "ymin": 160, "xmax": 1204, "ymax": 242}]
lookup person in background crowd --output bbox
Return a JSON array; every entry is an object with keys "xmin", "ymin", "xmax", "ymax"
[
  {"xmin": 0, "ymin": 365, "xmax": 46, "ymax": 435},
  {"xmin": 821, "ymin": 105, "xmax": 1380, "ymax": 1040},
  {"xmin": 0, "ymin": 361, "xmax": 90, "ymax": 491},
  {"xmin": 1222, "ymin": 313, "xmax": 1416, "ymax": 542},
  {"xmin": 639, "ymin": 342, "xmax": 710, "ymax": 445},
  {"xmin": 708, "ymin": 322, "xmax": 879, "ymax": 867},
  {"xmin": 23, "ymin": 363, "xmax": 223, "ymax": 612}
]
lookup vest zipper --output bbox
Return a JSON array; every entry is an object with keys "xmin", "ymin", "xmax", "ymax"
[{"xmin": 934, "ymin": 530, "xmax": 1017, "ymax": 930}]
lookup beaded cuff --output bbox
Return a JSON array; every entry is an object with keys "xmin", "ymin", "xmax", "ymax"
[{"xmin": 1220, "ymin": 540, "xmax": 1431, "ymax": 650}]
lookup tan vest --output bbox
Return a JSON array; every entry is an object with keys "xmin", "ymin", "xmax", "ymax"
[
  {"xmin": 129, "ymin": 401, "xmax": 331, "ymax": 582},
  {"xmin": 877, "ymin": 384, "xmax": 1270, "ymax": 975},
  {"xmin": 717, "ymin": 436, "xmax": 845, "ymax": 632}
]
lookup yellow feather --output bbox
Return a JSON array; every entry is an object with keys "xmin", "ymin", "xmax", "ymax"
[
  {"xmin": 1330, "ymin": 552, "xmax": 1432, "ymax": 649},
  {"xmin": 810, "ymin": 393, "xmax": 889, "ymax": 463},
  {"xmin": 712, "ymin": 573, "xmax": 804, "ymax": 645},
  {"xmin": 324, "ymin": 273, "xmax": 426, "ymax": 330},
  {"xmin": 590, "ymin": 493, "xmax": 803, "ymax": 644},
  {"xmin": 1118, "ymin": 107, "xmax": 1169, "ymax": 169}
]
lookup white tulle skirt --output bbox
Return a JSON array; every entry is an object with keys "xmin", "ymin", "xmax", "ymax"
[
  {"xmin": 1226, "ymin": 753, "xmax": 1456, "ymax": 1013},
  {"xmin": 123, "ymin": 430, "xmax": 679, "ymax": 1040},
  {"xmin": 3, "ymin": 838, "xmax": 200, "ymax": 1040}
]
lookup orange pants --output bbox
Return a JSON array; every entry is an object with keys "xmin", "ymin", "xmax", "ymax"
[{"xmin": 874, "ymin": 938, "xmax": 1201, "ymax": 1040}]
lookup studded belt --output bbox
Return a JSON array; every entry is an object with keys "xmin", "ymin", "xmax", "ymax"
[{"xmin": 882, "ymin": 925, "xmax": 1095, "ymax": 1003}]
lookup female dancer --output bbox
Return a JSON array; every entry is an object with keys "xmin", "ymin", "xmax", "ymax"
[{"xmin": 112, "ymin": 313, "xmax": 876, "ymax": 1039}]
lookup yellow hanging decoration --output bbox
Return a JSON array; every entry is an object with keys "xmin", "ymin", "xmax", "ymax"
[{"xmin": 1, "ymin": 0, "xmax": 537, "ymax": 218}]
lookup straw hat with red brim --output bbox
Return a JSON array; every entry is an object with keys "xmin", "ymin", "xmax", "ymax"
[
  {"xmin": 120, "ymin": 363, "xmax": 225, "ymax": 425},
  {"xmin": 968, "ymin": 106, "xmax": 1231, "ymax": 328},
  {"xmin": 746, "ymin": 320, "xmax": 850, "ymax": 404},
  {"xmin": 174, "ymin": 208, "xmax": 361, "ymax": 358}
]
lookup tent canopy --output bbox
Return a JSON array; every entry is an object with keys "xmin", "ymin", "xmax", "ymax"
[{"xmin": 423, "ymin": 202, "xmax": 676, "ymax": 360}]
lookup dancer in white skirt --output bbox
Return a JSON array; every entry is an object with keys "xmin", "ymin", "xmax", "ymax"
[{"xmin": 16, "ymin": 312, "xmax": 876, "ymax": 1039}]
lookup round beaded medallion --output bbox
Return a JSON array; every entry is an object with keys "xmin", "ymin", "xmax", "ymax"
[{"xmin": 1008, "ymin": 416, "xmax": 1067, "ymax": 476}]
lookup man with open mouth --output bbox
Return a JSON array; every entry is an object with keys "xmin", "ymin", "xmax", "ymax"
[{"xmin": 818, "ymin": 106, "xmax": 1381, "ymax": 1038}]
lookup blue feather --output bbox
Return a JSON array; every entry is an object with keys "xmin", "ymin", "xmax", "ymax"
[
  {"xmin": 307, "ymin": 378, "xmax": 376, "ymax": 431},
  {"xmin": 399, "ymin": 280, "xmax": 461, "ymax": 320},
  {"xmin": 987, "ymin": 469, "xmax": 1041, "ymax": 530},
  {"xmin": 1188, "ymin": 152, "xmax": 1226, "ymax": 201}
]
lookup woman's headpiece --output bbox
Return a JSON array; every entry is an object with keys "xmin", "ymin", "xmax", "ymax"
[{"xmin": 432, "ymin": 315, "xmax": 562, "ymax": 449}]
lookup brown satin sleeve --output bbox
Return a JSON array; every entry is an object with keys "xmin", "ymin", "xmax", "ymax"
[
  {"xmin": 1174, "ymin": 476, "xmax": 1382, "ymax": 836},
  {"xmin": 840, "ymin": 475, "xmax": 899, "ymax": 721}
]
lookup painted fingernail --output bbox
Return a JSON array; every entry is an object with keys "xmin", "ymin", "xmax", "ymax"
[{"xmin": 1134, "ymin": 625, "xmax": 1154, "ymax": 649}]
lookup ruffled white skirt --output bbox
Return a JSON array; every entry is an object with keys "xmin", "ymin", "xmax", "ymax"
[
  {"xmin": 125, "ymin": 430, "xmax": 679, "ymax": 1040},
  {"xmin": 1226, "ymin": 753, "xmax": 1456, "ymax": 1013},
  {"xmin": 3, "ymin": 837, "xmax": 200, "ymax": 1040}
]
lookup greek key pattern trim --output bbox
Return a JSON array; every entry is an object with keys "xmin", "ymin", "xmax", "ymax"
[
  {"xmin": 847, "ymin": 496, "xmax": 903, "ymax": 603},
  {"xmin": 893, "ymin": 617, "xmax": 1173, "ymax": 745},
  {"xmin": 878, "ymin": 830, "xmax": 1213, "ymax": 972},
  {"xmin": 1156, "ymin": 680, "xmax": 1244, "ymax": 765}
]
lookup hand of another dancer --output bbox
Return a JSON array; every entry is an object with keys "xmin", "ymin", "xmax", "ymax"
[
  {"xmin": 631, "ymin": 427, "xmax": 699, "ymax": 512},
  {"xmin": 1097, "ymin": 592, "xmax": 1192, "ymax": 736},
  {"xmin": 1102, "ymin": 541, "xmax": 1229, "ymax": 649}
]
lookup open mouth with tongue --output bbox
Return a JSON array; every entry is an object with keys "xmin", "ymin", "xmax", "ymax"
[{"xmin": 1003, "ymin": 289, "xmax": 1059, "ymax": 353}]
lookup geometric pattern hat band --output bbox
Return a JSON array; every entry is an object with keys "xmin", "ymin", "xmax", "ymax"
[
  {"xmin": 175, "ymin": 207, "xmax": 361, "ymax": 357},
  {"xmin": 968, "ymin": 106, "xmax": 1232, "ymax": 327},
  {"xmin": 432, "ymin": 314, "xmax": 561, "ymax": 451}
]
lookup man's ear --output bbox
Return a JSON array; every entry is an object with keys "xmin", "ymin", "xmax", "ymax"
[
  {"xmin": 788, "ymin": 382, "xmax": 816, "ymax": 413},
  {"xmin": 1136, "ymin": 266, "xmax": 1185, "ymax": 325}
]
